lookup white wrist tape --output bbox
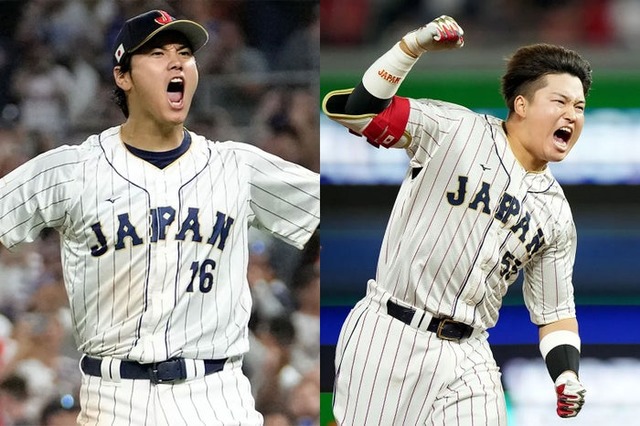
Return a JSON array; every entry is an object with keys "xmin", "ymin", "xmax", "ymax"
[
  {"xmin": 539, "ymin": 330, "xmax": 581, "ymax": 359},
  {"xmin": 361, "ymin": 42, "xmax": 418, "ymax": 100},
  {"xmin": 402, "ymin": 29, "xmax": 430, "ymax": 56}
]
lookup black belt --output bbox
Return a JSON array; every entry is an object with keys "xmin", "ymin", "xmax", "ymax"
[
  {"xmin": 386, "ymin": 299, "xmax": 474, "ymax": 341},
  {"xmin": 81, "ymin": 356, "xmax": 228, "ymax": 384}
]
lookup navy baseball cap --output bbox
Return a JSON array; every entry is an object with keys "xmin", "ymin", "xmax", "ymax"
[{"xmin": 113, "ymin": 10, "xmax": 209, "ymax": 66}]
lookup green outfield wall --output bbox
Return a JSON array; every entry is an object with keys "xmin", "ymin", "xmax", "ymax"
[{"xmin": 321, "ymin": 71, "xmax": 640, "ymax": 108}]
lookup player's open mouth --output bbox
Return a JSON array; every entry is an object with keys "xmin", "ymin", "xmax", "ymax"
[
  {"xmin": 553, "ymin": 126, "xmax": 572, "ymax": 147},
  {"xmin": 167, "ymin": 77, "xmax": 184, "ymax": 107}
]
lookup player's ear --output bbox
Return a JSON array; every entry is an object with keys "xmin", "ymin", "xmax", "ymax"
[
  {"xmin": 513, "ymin": 95, "xmax": 527, "ymax": 118},
  {"xmin": 113, "ymin": 66, "xmax": 132, "ymax": 91}
]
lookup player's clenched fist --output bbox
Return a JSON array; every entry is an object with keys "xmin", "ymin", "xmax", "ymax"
[
  {"xmin": 401, "ymin": 15, "xmax": 464, "ymax": 57},
  {"xmin": 554, "ymin": 371, "xmax": 586, "ymax": 418}
]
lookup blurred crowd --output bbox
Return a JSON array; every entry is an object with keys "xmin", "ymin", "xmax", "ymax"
[
  {"xmin": 0, "ymin": 0, "xmax": 320, "ymax": 425},
  {"xmin": 321, "ymin": 0, "xmax": 640, "ymax": 49}
]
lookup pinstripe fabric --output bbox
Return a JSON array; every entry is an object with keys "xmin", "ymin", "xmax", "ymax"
[
  {"xmin": 0, "ymin": 126, "xmax": 319, "ymax": 362},
  {"xmin": 377, "ymin": 99, "xmax": 576, "ymax": 329},
  {"xmin": 328, "ymin": 95, "xmax": 576, "ymax": 425},
  {"xmin": 0, "ymin": 125, "xmax": 318, "ymax": 424},
  {"xmin": 333, "ymin": 281, "xmax": 506, "ymax": 425},
  {"xmin": 78, "ymin": 357, "xmax": 262, "ymax": 425}
]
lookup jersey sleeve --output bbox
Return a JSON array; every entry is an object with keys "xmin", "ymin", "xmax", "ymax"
[
  {"xmin": 244, "ymin": 146, "xmax": 320, "ymax": 250},
  {"xmin": 403, "ymin": 98, "xmax": 477, "ymax": 162},
  {"xmin": 322, "ymin": 89, "xmax": 474, "ymax": 160},
  {"xmin": 522, "ymin": 219, "xmax": 577, "ymax": 325},
  {"xmin": 0, "ymin": 146, "xmax": 79, "ymax": 249}
]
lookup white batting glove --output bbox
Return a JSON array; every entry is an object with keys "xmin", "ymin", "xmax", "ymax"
[
  {"xmin": 554, "ymin": 371, "xmax": 586, "ymax": 418},
  {"xmin": 401, "ymin": 15, "xmax": 464, "ymax": 57}
]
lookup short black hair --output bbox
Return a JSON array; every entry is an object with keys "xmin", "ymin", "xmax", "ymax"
[
  {"xmin": 501, "ymin": 44, "xmax": 592, "ymax": 114},
  {"xmin": 112, "ymin": 53, "xmax": 132, "ymax": 118}
]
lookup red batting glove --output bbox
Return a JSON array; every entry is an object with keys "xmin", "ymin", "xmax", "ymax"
[{"xmin": 554, "ymin": 371, "xmax": 586, "ymax": 418}]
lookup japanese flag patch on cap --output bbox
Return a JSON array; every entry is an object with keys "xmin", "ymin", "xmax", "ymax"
[{"xmin": 112, "ymin": 10, "xmax": 209, "ymax": 65}]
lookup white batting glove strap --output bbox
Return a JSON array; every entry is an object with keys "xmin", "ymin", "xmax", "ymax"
[
  {"xmin": 402, "ymin": 15, "xmax": 464, "ymax": 56},
  {"xmin": 554, "ymin": 371, "xmax": 586, "ymax": 418}
]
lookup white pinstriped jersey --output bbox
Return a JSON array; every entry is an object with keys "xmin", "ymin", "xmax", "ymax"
[
  {"xmin": 0, "ymin": 126, "xmax": 320, "ymax": 363},
  {"xmin": 373, "ymin": 97, "xmax": 576, "ymax": 329}
]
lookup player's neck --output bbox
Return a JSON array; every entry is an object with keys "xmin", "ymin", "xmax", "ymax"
[
  {"xmin": 120, "ymin": 120, "xmax": 184, "ymax": 152},
  {"xmin": 503, "ymin": 120, "xmax": 547, "ymax": 173}
]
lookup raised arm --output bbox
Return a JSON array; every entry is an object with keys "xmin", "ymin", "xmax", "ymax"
[
  {"xmin": 322, "ymin": 16, "xmax": 464, "ymax": 149},
  {"xmin": 344, "ymin": 15, "xmax": 464, "ymax": 115}
]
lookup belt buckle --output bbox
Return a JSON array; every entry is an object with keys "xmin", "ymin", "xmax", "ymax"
[
  {"xmin": 149, "ymin": 366, "xmax": 164, "ymax": 384},
  {"xmin": 149, "ymin": 359, "xmax": 186, "ymax": 384},
  {"xmin": 436, "ymin": 318, "xmax": 461, "ymax": 341}
]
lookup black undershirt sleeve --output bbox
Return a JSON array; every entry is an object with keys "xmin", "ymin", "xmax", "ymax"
[{"xmin": 344, "ymin": 82, "xmax": 393, "ymax": 115}]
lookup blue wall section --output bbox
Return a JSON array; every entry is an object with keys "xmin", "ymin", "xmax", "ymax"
[{"xmin": 321, "ymin": 228, "xmax": 640, "ymax": 299}]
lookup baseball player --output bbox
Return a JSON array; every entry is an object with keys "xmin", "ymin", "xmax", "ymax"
[
  {"xmin": 0, "ymin": 10, "xmax": 319, "ymax": 426},
  {"xmin": 322, "ymin": 15, "xmax": 588, "ymax": 425}
]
